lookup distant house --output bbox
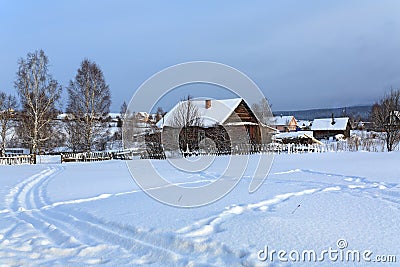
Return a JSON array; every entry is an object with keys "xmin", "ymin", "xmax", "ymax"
[
  {"xmin": 270, "ymin": 115, "xmax": 297, "ymax": 132},
  {"xmin": 152, "ymin": 98, "xmax": 277, "ymax": 154},
  {"xmin": 273, "ymin": 131, "xmax": 322, "ymax": 145},
  {"xmin": 311, "ymin": 116, "xmax": 351, "ymax": 140},
  {"xmin": 5, "ymin": 148, "xmax": 30, "ymax": 155},
  {"xmin": 296, "ymin": 120, "xmax": 313, "ymax": 131}
]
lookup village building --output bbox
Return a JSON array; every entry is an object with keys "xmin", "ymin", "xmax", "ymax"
[
  {"xmin": 270, "ymin": 115, "xmax": 297, "ymax": 132},
  {"xmin": 311, "ymin": 116, "xmax": 351, "ymax": 140},
  {"xmin": 273, "ymin": 131, "xmax": 322, "ymax": 145},
  {"xmin": 150, "ymin": 98, "xmax": 277, "ymax": 155},
  {"xmin": 296, "ymin": 120, "xmax": 313, "ymax": 131}
]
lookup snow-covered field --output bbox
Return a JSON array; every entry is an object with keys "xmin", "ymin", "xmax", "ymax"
[{"xmin": 0, "ymin": 152, "xmax": 399, "ymax": 266}]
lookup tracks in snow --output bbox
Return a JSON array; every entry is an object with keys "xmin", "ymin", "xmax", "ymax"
[
  {"xmin": 1, "ymin": 163, "xmax": 398, "ymax": 265},
  {"xmin": 1, "ymin": 166, "xmax": 249, "ymax": 266},
  {"xmin": 178, "ymin": 168, "xmax": 400, "ymax": 239}
]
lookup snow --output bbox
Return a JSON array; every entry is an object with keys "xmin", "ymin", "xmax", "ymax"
[
  {"xmin": 274, "ymin": 131, "xmax": 313, "ymax": 139},
  {"xmin": 0, "ymin": 152, "xmax": 399, "ymax": 266},
  {"xmin": 157, "ymin": 98, "xmax": 243, "ymax": 128},
  {"xmin": 225, "ymin": 122, "xmax": 258, "ymax": 126},
  {"xmin": 108, "ymin": 112, "xmax": 122, "ymax": 119},
  {"xmin": 311, "ymin": 117, "xmax": 349, "ymax": 131}
]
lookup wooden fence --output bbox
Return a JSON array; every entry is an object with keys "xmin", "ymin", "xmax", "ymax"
[
  {"xmin": 61, "ymin": 152, "xmax": 112, "ymax": 163},
  {"xmin": 60, "ymin": 150, "xmax": 140, "ymax": 163},
  {"xmin": 0, "ymin": 154, "xmax": 33, "ymax": 165},
  {"xmin": 140, "ymin": 143, "xmax": 327, "ymax": 159}
]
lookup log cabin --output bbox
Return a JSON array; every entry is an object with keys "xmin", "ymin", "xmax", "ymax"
[
  {"xmin": 151, "ymin": 98, "xmax": 277, "ymax": 154},
  {"xmin": 311, "ymin": 116, "xmax": 351, "ymax": 140}
]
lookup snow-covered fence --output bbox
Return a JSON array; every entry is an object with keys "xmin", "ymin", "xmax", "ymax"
[
  {"xmin": 142, "ymin": 143, "xmax": 328, "ymax": 159},
  {"xmin": 60, "ymin": 149, "xmax": 142, "ymax": 162},
  {"xmin": 111, "ymin": 150, "xmax": 141, "ymax": 160},
  {"xmin": 0, "ymin": 154, "xmax": 33, "ymax": 165},
  {"xmin": 269, "ymin": 143, "xmax": 327, "ymax": 154},
  {"xmin": 61, "ymin": 152, "xmax": 112, "ymax": 163},
  {"xmin": 140, "ymin": 150, "xmax": 166, "ymax": 160}
]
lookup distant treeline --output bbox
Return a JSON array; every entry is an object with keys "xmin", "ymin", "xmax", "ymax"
[{"xmin": 273, "ymin": 105, "xmax": 372, "ymax": 121}]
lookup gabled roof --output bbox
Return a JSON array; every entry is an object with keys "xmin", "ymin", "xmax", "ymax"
[
  {"xmin": 157, "ymin": 98, "xmax": 244, "ymax": 128},
  {"xmin": 311, "ymin": 117, "xmax": 349, "ymax": 131},
  {"xmin": 270, "ymin": 116, "xmax": 296, "ymax": 126}
]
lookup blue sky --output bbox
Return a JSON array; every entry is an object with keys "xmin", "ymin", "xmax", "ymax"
[{"xmin": 1, "ymin": 1, "xmax": 400, "ymax": 112}]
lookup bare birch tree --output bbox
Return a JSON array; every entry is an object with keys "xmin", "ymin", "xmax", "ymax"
[
  {"xmin": 14, "ymin": 50, "xmax": 62, "ymax": 161},
  {"xmin": 0, "ymin": 92, "xmax": 17, "ymax": 156},
  {"xmin": 371, "ymin": 89, "xmax": 400, "ymax": 152},
  {"xmin": 66, "ymin": 59, "xmax": 111, "ymax": 152}
]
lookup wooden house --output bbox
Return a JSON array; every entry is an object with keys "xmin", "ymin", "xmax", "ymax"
[
  {"xmin": 311, "ymin": 116, "xmax": 351, "ymax": 140},
  {"xmin": 152, "ymin": 98, "xmax": 277, "ymax": 154},
  {"xmin": 273, "ymin": 131, "xmax": 322, "ymax": 145},
  {"xmin": 270, "ymin": 115, "xmax": 297, "ymax": 132}
]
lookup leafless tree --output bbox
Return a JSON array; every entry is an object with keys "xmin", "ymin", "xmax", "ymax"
[
  {"xmin": 120, "ymin": 101, "xmax": 127, "ymax": 120},
  {"xmin": 66, "ymin": 59, "xmax": 111, "ymax": 152},
  {"xmin": 14, "ymin": 50, "xmax": 62, "ymax": 161},
  {"xmin": 370, "ymin": 89, "xmax": 400, "ymax": 151},
  {"xmin": 0, "ymin": 92, "xmax": 17, "ymax": 156},
  {"xmin": 122, "ymin": 110, "xmax": 143, "ymax": 150},
  {"xmin": 64, "ymin": 117, "xmax": 85, "ymax": 153},
  {"xmin": 169, "ymin": 95, "xmax": 202, "ymax": 128},
  {"xmin": 155, "ymin": 106, "xmax": 165, "ymax": 123},
  {"xmin": 163, "ymin": 96, "xmax": 202, "ymax": 153},
  {"xmin": 251, "ymin": 97, "xmax": 272, "ymax": 125}
]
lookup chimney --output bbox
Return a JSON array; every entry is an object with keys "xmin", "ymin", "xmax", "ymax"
[
  {"xmin": 331, "ymin": 113, "xmax": 336, "ymax": 125},
  {"xmin": 205, "ymin": 99, "xmax": 211, "ymax": 109}
]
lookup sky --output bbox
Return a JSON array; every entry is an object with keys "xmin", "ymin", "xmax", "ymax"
[{"xmin": 1, "ymin": 0, "xmax": 400, "ymax": 112}]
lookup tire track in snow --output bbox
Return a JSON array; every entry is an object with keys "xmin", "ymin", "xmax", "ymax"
[
  {"xmin": 5, "ymin": 165, "xmax": 250, "ymax": 266},
  {"xmin": 4, "ymin": 166, "xmax": 80, "ymax": 248},
  {"xmin": 21, "ymin": 166, "xmax": 186, "ymax": 263}
]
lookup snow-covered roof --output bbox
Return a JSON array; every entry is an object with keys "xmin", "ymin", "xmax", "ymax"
[
  {"xmin": 225, "ymin": 121, "xmax": 258, "ymax": 126},
  {"xmin": 57, "ymin": 113, "xmax": 121, "ymax": 120},
  {"xmin": 270, "ymin": 116, "xmax": 296, "ymax": 126},
  {"xmin": 108, "ymin": 113, "xmax": 122, "ymax": 119},
  {"xmin": 157, "ymin": 98, "xmax": 243, "ymax": 128},
  {"xmin": 311, "ymin": 117, "xmax": 349, "ymax": 131},
  {"xmin": 274, "ymin": 131, "xmax": 323, "ymax": 144},
  {"xmin": 297, "ymin": 120, "xmax": 312, "ymax": 127},
  {"xmin": 57, "ymin": 113, "xmax": 73, "ymax": 120},
  {"xmin": 275, "ymin": 131, "xmax": 313, "ymax": 139}
]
